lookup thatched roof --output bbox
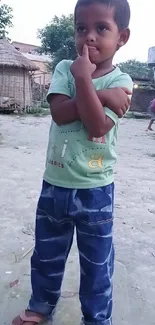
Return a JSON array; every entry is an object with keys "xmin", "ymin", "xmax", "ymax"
[{"xmin": 0, "ymin": 39, "xmax": 38, "ymax": 71}]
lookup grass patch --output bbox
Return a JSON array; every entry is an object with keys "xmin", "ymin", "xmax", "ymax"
[
  {"xmin": 25, "ymin": 107, "xmax": 50, "ymax": 116},
  {"xmin": 41, "ymin": 101, "xmax": 49, "ymax": 109},
  {"xmin": 124, "ymin": 111, "xmax": 150, "ymax": 119}
]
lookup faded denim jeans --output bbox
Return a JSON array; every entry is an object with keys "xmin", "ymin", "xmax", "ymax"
[{"xmin": 28, "ymin": 180, "xmax": 114, "ymax": 325}]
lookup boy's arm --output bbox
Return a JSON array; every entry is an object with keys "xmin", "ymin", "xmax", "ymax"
[
  {"xmin": 71, "ymin": 46, "xmax": 133, "ymax": 137},
  {"xmin": 70, "ymin": 45, "xmax": 116, "ymax": 137},
  {"xmin": 47, "ymin": 60, "xmax": 79, "ymax": 125},
  {"xmin": 49, "ymin": 87, "xmax": 130, "ymax": 125},
  {"xmin": 50, "ymin": 86, "xmax": 114, "ymax": 136},
  {"xmin": 75, "ymin": 76, "xmax": 114, "ymax": 137},
  {"xmin": 97, "ymin": 87, "xmax": 132, "ymax": 118},
  {"xmin": 49, "ymin": 86, "xmax": 114, "ymax": 135},
  {"xmin": 48, "ymin": 55, "xmax": 132, "ymax": 128},
  {"xmin": 49, "ymin": 94, "xmax": 79, "ymax": 125}
]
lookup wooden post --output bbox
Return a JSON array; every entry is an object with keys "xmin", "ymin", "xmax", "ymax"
[
  {"xmin": 43, "ymin": 73, "xmax": 45, "ymax": 102},
  {"xmin": 23, "ymin": 69, "xmax": 26, "ymax": 113}
]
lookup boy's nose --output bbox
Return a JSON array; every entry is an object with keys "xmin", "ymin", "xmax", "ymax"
[{"xmin": 86, "ymin": 31, "xmax": 96, "ymax": 43}]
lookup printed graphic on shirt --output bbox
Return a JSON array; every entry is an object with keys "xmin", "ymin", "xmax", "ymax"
[
  {"xmin": 61, "ymin": 139, "xmax": 69, "ymax": 158},
  {"xmin": 88, "ymin": 135, "xmax": 106, "ymax": 144},
  {"xmin": 48, "ymin": 132, "xmax": 105, "ymax": 171},
  {"xmin": 88, "ymin": 154, "xmax": 104, "ymax": 169}
]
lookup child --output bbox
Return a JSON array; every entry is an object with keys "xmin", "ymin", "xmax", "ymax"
[
  {"xmin": 12, "ymin": 0, "xmax": 133, "ymax": 324},
  {"xmin": 146, "ymin": 98, "xmax": 155, "ymax": 131}
]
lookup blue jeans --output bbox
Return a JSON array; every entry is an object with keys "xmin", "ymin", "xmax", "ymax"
[{"xmin": 28, "ymin": 181, "xmax": 114, "ymax": 325}]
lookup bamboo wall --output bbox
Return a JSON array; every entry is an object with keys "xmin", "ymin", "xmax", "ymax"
[{"xmin": 0, "ymin": 67, "xmax": 32, "ymax": 109}]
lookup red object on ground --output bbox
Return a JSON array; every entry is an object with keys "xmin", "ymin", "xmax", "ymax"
[{"xmin": 9, "ymin": 279, "xmax": 19, "ymax": 288}]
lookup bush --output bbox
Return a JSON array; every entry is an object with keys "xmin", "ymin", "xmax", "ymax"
[{"xmin": 25, "ymin": 107, "xmax": 50, "ymax": 116}]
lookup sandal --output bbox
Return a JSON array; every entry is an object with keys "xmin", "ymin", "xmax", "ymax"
[{"xmin": 12, "ymin": 310, "xmax": 46, "ymax": 325}]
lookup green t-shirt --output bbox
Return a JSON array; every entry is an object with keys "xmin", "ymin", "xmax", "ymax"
[{"xmin": 44, "ymin": 60, "xmax": 133, "ymax": 189}]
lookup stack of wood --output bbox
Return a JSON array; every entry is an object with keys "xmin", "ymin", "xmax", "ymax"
[{"xmin": 0, "ymin": 96, "xmax": 20, "ymax": 111}]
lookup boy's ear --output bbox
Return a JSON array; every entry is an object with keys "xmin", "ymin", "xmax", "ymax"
[{"xmin": 117, "ymin": 28, "xmax": 130, "ymax": 50}]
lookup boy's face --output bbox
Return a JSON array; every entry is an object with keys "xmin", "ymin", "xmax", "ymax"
[{"xmin": 75, "ymin": 3, "xmax": 130, "ymax": 67}]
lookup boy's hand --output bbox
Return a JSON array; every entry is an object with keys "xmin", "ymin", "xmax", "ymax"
[
  {"xmin": 102, "ymin": 87, "xmax": 132, "ymax": 117},
  {"xmin": 70, "ymin": 45, "xmax": 96, "ymax": 79},
  {"xmin": 97, "ymin": 87, "xmax": 132, "ymax": 118}
]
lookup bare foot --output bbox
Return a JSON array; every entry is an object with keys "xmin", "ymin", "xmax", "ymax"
[
  {"xmin": 12, "ymin": 310, "xmax": 45, "ymax": 325},
  {"xmin": 148, "ymin": 127, "xmax": 154, "ymax": 131}
]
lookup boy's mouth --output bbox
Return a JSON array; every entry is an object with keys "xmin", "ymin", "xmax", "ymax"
[
  {"xmin": 87, "ymin": 46, "xmax": 100, "ymax": 55},
  {"xmin": 87, "ymin": 46, "xmax": 99, "ymax": 51}
]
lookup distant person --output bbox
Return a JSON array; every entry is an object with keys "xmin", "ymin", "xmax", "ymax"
[
  {"xmin": 12, "ymin": 0, "xmax": 133, "ymax": 324},
  {"xmin": 146, "ymin": 98, "xmax": 155, "ymax": 131}
]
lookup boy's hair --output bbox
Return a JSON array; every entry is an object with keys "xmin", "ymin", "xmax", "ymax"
[{"xmin": 74, "ymin": 0, "xmax": 131, "ymax": 30}]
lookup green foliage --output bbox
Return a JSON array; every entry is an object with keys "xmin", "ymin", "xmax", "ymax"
[
  {"xmin": 38, "ymin": 15, "xmax": 75, "ymax": 55},
  {"xmin": 0, "ymin": 2, "xmax": 13, "ymax": 39},
  {"xmin": 41, "ymin": 101, "xmax": 49, "ymax": 109},
  {"xmin": 52, "ymin": 37, "xmax": 77, "ymax": 71},
  {"xmin": 38, "ymin": 14, "xmax": 77, "ymax": 70},
  {"xmin": 117, "ymin": 60, "xmax": 154, "ymax": 80},
  {"xmin": 25, "ymin": 106, "xmax": 50, "ymax": 116}
]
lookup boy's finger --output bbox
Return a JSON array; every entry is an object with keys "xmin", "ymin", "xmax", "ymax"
[
  {"xmin": 124, "ymin": 104, "xmax": 128, "ymax": 110},
  {"xmin": 127, "ymin": 96, "xmax": 131, "ymax": 104},
  {"xmin": 121, "ymin": 87, "xmax": 132, "ymax": 95},
  {"xmin": 92, "ymin": 63, "xmax": 97, "ymax": 71},
  {"xmin": 118, "ymin": 109, "xmax": 124, "ymax": 118},
  {"xmin": 122, "ymin": 106, "xmax": 127, "ymax": 114},
  {"xmin": 82, "ymin": 44, "xmax": 89, "ymax": 58}
]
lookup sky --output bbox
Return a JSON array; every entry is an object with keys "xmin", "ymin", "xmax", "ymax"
[{"xmin": 3, "ymin": 0, "xmax": 155, "ymax": 63}]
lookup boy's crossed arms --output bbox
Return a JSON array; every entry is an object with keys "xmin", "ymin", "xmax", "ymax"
[{"xmin": 49, "ymin": 46, "xmax": 132, "ymax": 137}]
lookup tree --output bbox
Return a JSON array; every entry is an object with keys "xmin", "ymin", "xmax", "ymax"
[
  {"xmin": 0, "ymin": 1, "xmax": 13, "ymax": 39},
  {"xmin": 38, "ymin": 14, "xmax": 76, "ymax": 70},
  {"xmin": 51, "ymin": 37, "xmax": 77, "ymax": 70},
  {"xmin": 117, "ymin": 60, "xmax": 154, "ymax": 80}
]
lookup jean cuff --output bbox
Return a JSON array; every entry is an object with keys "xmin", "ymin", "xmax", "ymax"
[
  {"xmin": 27, "ymin": 296, "xmax": 55, "ymax": 319},
  {"xmin": 81, "ymin": 317, "xmax": 112, "ymax": 325}
]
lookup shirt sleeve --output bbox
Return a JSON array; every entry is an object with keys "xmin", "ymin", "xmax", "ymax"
[
  {"xmin": 105, "ymin": 73, "xmax": 133, "ymax": 124},
  {"xmin": 47, "ymin": 60, "xmax": 72, "ymax": 103}
]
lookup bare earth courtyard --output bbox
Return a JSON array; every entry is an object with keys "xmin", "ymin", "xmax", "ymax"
[{"xmin": 0, "ymin": 115, "xmax": 155, "ymax": 325}]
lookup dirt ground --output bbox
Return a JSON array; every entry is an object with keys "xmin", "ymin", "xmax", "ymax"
[{"xmin": 0, "ymin": 115, "xmax": 155, "ymax": 325}]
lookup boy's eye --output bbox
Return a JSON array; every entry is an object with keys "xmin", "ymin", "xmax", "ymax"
[
  {"xmin": 77, "ymin": 26, "xmax": 86, "ymax": 34},
  {"xmin": 97, "ymin": 25, "xmax": 107, "ymax": 33}
]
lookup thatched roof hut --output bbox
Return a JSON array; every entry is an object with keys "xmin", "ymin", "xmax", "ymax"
[{"xmin": 0, "ymin": 39, "xmax": 38, "ymax": 110}]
